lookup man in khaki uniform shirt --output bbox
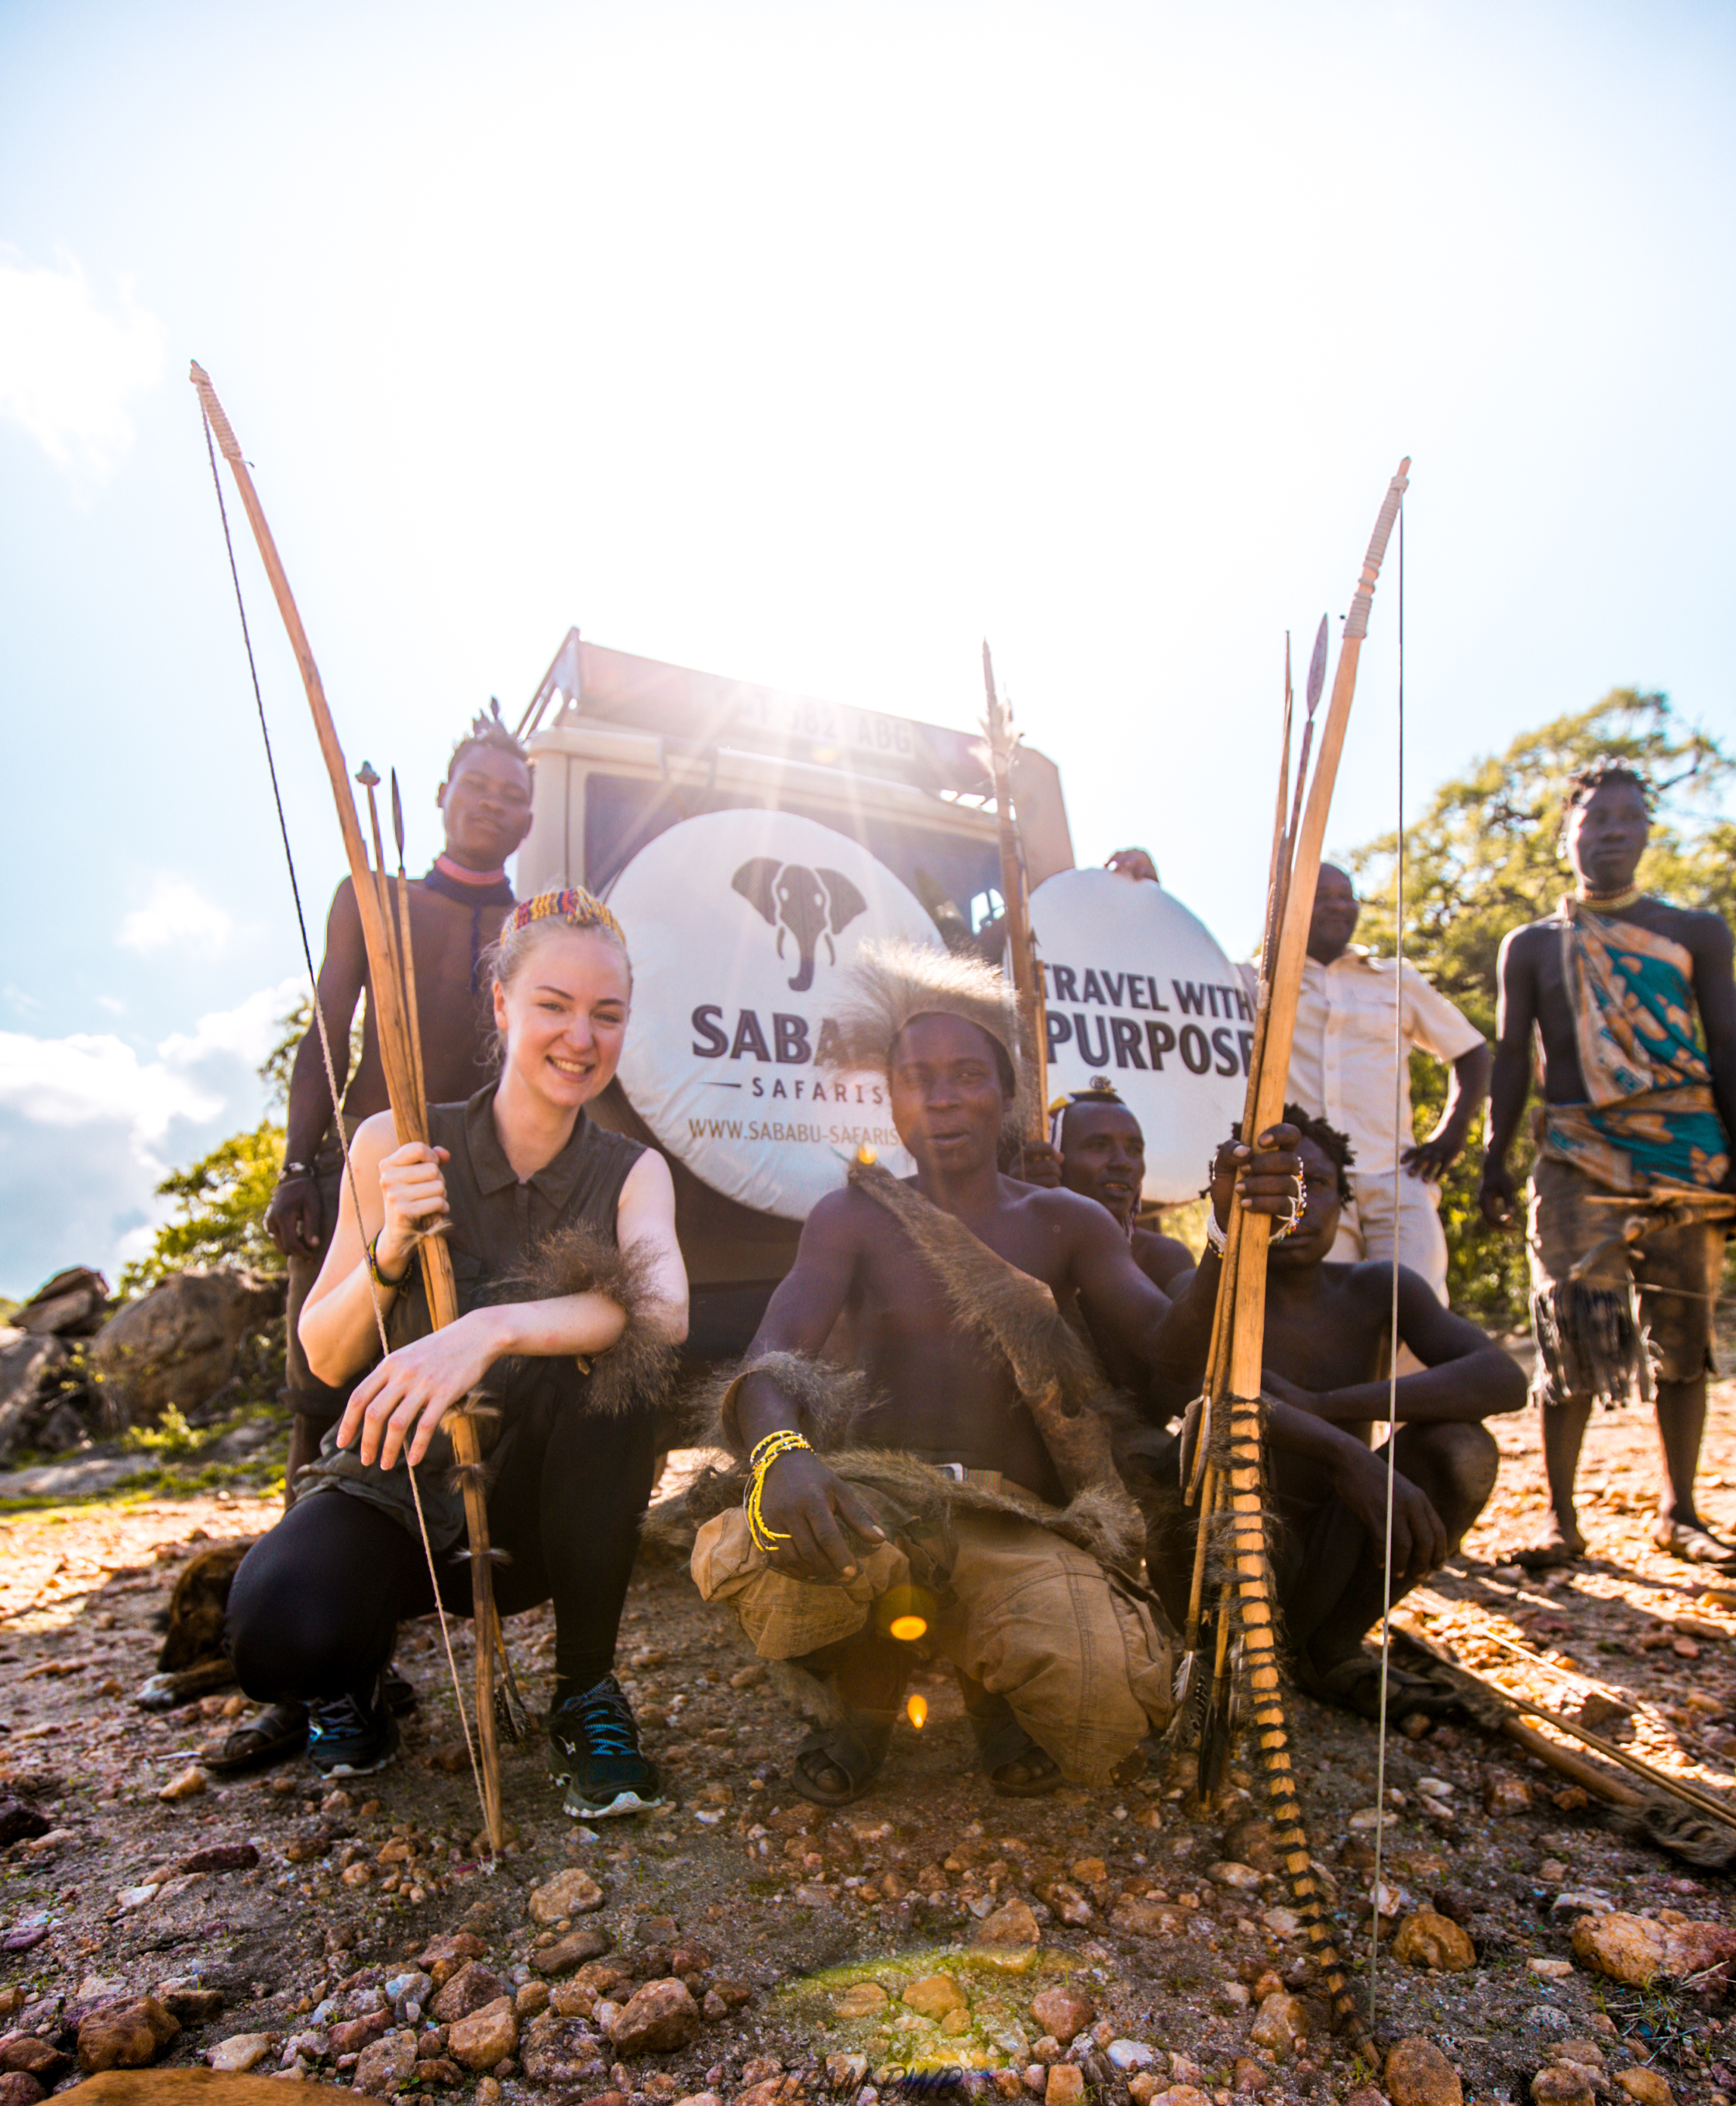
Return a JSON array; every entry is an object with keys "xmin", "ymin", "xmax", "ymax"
[{"xmin": 1286, "ymin": 866, "xmax": 1492, "ymax": 1301}]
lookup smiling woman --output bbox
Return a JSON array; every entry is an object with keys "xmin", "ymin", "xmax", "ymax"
[{"xmin": 223, "ymin": 887, "xmax": 690, "ymax": 1818}]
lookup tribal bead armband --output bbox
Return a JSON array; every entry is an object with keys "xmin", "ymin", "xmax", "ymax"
[{"xmin": 744, "ymin": 1429, "xmax": 812, "ymax": 1552}]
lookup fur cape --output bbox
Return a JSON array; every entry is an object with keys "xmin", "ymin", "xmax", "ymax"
[
  {"xmin": 846, "ymin": 1159, "xmax": 1127, "ymax": 1494},
  {"xmin": 677, "ymin": 1397, "xmax": 1143, "ymax": 1573},
  {"xmin": 518, "ymin": 1217, "xmax": 680, "ymax": 1418},
  {"xmin": 660, "ymin": 1157, "xmax": 1144, "ymax": 1566}
]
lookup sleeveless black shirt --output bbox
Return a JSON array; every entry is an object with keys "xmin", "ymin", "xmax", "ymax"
[{"xmin": 302, "ymin": 1084, "xmax": 646, "ymax": 1551}]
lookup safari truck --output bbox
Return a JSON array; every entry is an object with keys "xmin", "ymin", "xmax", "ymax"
[{"xmin": 512, "ymin": 629, "xmax": 1249, "ymax": 1367}]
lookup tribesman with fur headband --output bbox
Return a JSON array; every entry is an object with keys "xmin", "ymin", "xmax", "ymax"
[{"xmin": 688, "ymin": 940, "xmax": 1305, "ymax": 1804}]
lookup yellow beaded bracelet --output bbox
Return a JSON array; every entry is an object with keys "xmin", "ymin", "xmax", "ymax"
[{"xmin": 744, "ymin": 1430, "xmax": 811, "ymax": 1553}]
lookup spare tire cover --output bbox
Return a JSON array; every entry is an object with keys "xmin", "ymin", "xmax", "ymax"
[
  {"xmin": 608, "ymin": 807, "xmax": 941, "ymax": 1218},
  {"xmin": 1030, "ymin": 867, "xmax": 1251, "ymax": 1203}
]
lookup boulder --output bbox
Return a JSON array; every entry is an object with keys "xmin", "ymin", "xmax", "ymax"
[
  {"xmin": 1615, "ymin": 2072, "xmax": 1673, "ymax": 2106},
  {"xmin": 530, "ymin": 1925, "xmax": 611, "ymax": 1977},
  {"xmin": 1385, "ymin": 2038, "xmax": 1463, "ymax": 2106},
  {"xmin": 206, "ymin": 2033, "xmax": 279, "ymax": 2073},
  {"xmin": 14, "ymin": 1268, "xmax": 110, "ymax": 1337},
  {"xmin": 1111, "ymin": 1897, "xmax": 1189, "ymax": 1939},
  {"xmin": 833, "ymin": 1983, "xmax": 887, "ymax": 2018},
  {"xmin": 1247, "ymin": 1993, "xmax": 1308, "ymax": 2054},
  {"xmin": 328, "ymin": 2013, "xmax": 394, "ymax": 2056},
  {"xmin": 0, "ymin": 2042, "xmax": 69, "ymax": 2084},
  {"xmin": 1045, "ymin": 2070, "xmax": 1085, "ymax": 2106},
  {"xmin": 607, "ymin": 1978, "xmax": 700, "ymax": 2055},
  {"xmin": 975, "ymin": 1899, "xmax": 1042, "ymax": 1949},
  {"xmin": 903, "ymin": 1976, "xmax": 966, "ymax": 2019},
  {"xmin": 429, "ymin": 1962, "xmax": 511, "ymax": 2024},
  {"xmin": 1392, "ymin": 1910, "xmax": 1477, "ymax": 1972},
  {"xmin": 76, "ymin": 1997, "xmax": 179, "ymax": 2073},
  {"xmin": 0, "ymin": 1799, "xmax": 50, "ymax": 1849},
  {"xmin": 414, "ymin": 1932, "xmax": 487, "ymax": 1987},
  {"xmin": 353, "ymin": 2028, "xmax": 419, "ymax": 2095},
  {"xmin": 1029, "ymin": 1987, "xmax": 1094, "ymax": 2042},
  {"xmin": 447, "ymin": 1998, "xmax": 518, "ymax": 2072},
  {"xmin": 89, "ymin": 1267, "xmax": 284, "ymax": 1427},
  {"xmin": 527, "ymin": 1867, "xmax": 605, "ymax": 1925},
  {"xmin": 1531, "ymin": 2070, "xmax": 1596, "ymax": 2106},
  {"xmin": 0, "ymin": 2075, "xmax": 44, "ymax": 2106},
  {"xmin": 0, "ymin": 1335, "xmax": 69, "ymax": 1463},
  {"xmin": 1567, "ymin": 1913, "xmax": 1736, "ymax": 1986}
]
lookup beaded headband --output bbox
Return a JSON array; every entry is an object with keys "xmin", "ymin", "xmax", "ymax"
[{"xmin": 504, "ymin": 886, "xmax": 629, "ymax": 953}]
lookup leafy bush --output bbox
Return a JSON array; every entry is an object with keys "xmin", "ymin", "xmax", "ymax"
[{"xmin": 118, "ymin": 1122, "xmax": 287, "ymax": 1294}]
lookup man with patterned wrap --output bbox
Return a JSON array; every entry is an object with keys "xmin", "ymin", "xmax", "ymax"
[{"xmin": 1480, "ymin": 760, "xmax": 1736, "ymax": 1570}]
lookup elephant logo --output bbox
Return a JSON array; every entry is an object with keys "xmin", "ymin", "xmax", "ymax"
[{"xmin": 732, "ymin": 858, "xmax": 869, "ymax": 992}]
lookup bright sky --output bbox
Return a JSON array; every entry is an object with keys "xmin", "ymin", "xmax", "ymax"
[{"xmin": 2, "ymin": 0, "xmax": 1733, "ymax": 1297}]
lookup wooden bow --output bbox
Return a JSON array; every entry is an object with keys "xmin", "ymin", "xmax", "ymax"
[
  {"xmin": 982, "ymin": 642, "xmax": 1049, "ymax": 1139},
  {"xmin": 1176, "ymin": 459, "xmax": 1410, "ymax": 2056},
  {"xmin": 189, "ymin": 363, "xmax": 505, "ymax": 1854}
]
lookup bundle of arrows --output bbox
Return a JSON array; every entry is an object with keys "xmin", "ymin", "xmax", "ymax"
[{"xmin": 1164, "ymin": 460, "xmax": 1411, "ymax": 2057}]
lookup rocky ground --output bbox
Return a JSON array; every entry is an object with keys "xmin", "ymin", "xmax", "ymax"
[{"xmin": 2, "ymin": 1368, "xmax": 1734, "ymax": 2106}]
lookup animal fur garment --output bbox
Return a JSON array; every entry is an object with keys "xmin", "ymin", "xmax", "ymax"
[
  {"xmin": 1531, "ymin": 1279, "xmax": 1651, "ymax": 1409},
  {"xmin": 518, "ymin": 1217, "xmax": 680, "ymax": 1418},
  {"xmin": 825, "ymin": 939, "xmax": 1021, "ymax": 1081},
  {"xmin": 707, "ymin": 1347, "xmax": 880, "ymax": 1453},
  {"xmin": 680, "ymin": 1431, "xmax": 1145, "ymax": 1573},
  {"xmin": 848, "ymin": 1158, "xmax": 1125, "ymax": 1493}
]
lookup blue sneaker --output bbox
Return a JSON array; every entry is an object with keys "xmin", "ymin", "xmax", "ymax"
[
  {"xmin": 549, "ymin": 1674, "xmax": 660, "ymax": 1818},
  {"xmin": 307, "ymin": 1677, "xmax": 401, "ymax": 1777}
]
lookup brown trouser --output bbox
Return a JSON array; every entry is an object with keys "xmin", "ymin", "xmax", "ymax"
[{"xmin": 692, "ymin": 1499, "xmax": 1173, "ymax": 1785}]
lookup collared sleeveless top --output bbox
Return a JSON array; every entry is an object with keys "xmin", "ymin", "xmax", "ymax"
[{"xmin": 301, "ymin": 1084, "xmax": 646, "ymax": 1552}]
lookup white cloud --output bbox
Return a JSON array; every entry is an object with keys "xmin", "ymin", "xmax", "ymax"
[
  {"xmin": 157, "ymin": 979, "xmax": 300, "ymax": 1068},
  {"xmin": 0, "ymin": 250, "xmax": 164, "ymax": 481},
  {"xmin": 0, "ymin": 976, "xmax": 303, "ymax": 1297},
  {"xmin": 116, "ymin": 877, "xmax": 234, "ymax": 955},
  {"xmin": 0, "ymin": 1029, "xmax": 219, "ymax": 1144}
]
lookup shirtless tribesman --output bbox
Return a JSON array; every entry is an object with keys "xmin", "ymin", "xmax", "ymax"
[
  {"xmin": 1135, "ymin": 1108, "xmax": 1525, "ymax": 1718},
  {"xmin": 1479, "ymin": 760, "xmax": 1736, "ymax": 1570},
  {"xmin": 215, "ymin": 709, "xmax": 533, "ymax": 1776},
  {"xmin": 690, "ymin": 943, "xmax": 1304, "ymax": 1804}
]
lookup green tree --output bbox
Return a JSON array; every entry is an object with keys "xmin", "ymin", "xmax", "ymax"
[
  {"xmin": 1345, "ymin": 689, "xmax": 1734, "ymax": 1325},
  {"xmin": 119, "ymin": 1121, "xmax": 286, "ymax": 1293}
]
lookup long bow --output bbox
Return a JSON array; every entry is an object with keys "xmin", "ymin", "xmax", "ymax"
[
  {"xmin": 1176, "ymin": 459, "xmax": 1410, "ymax": 2056},
  {"xmin": 189, "ymin": 362, "xmax": 506, "ymax": 1854}
]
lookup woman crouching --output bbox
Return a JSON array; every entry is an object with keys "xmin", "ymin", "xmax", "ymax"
[{"xmin": 226, "ymin": 888, "xmax": 687, "ymax": 1817}]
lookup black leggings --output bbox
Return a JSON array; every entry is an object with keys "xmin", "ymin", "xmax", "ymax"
[{"xmin": 226, "ymin": 1399, "xmax": 660, "ymax": 1705}]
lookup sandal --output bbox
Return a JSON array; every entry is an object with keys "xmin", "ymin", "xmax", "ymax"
[
  {"xmin": 1298, "ymin": 1651, "xmax": 1455, "ymax": 1722},
  {"xmin": 1653, "ymin": 1519, "xmax": 1736, "ymax": 1570},
  {"xmin": 1509, "ymin": 1531, "xmax": 1587, "ymax": 1572},
  {"xmin": 966, "ymin": 1693, "xmax": 1063, "ymax": 1798},
  {"xmin": 205, "ymin": 1699, "xmax": 308, "ymax": 1777},
  {"xmin": 790, "ymin": 1708, "xmax": 895, "ymax": 1806}
]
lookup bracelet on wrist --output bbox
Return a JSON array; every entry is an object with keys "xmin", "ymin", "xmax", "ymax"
[
  {"xmin": 1204, "ymin": 1209, "xmax": 1228, "ymax": 1256},
  {"xmin": 277, "ymin": 1160, "xmax": 314, "ymax": 1184},
  {"xmin": 366, "ymin": 1231, "xmax": 410, "ymax": 1292},
  {"xmin": 744, "ymin": 1430, "xmax": 812, "ymax": 1552}
]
